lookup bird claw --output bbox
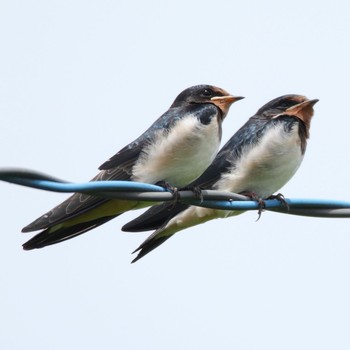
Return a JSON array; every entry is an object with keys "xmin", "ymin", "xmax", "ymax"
[
  {"xmin": 267, "ymin": 193, "xmax": 290, "ymax": 211},
  {"xmin": 155, "ymin": 181, "xmax": 180, "ymax": 201},
  {"xmin": 256, "ymin": 198, "xmax": 266, "ymax": 221},
  {"xmin": 240, "ymin": 191, "xmax": 266, "ymax": 221},
  {"xmin": 192, "ymin": 186, "xmax": 204, "ymax": 202},
  {"xmin": 182, "ymin": 185, "xmax": 203, "ymax": 202}
]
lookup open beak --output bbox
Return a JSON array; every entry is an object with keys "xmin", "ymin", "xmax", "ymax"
[{"xmin": 210, "ymin": 95, "xmax": 245, "ymax": 116}]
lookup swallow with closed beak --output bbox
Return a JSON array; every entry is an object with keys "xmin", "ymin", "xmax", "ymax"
[{"xmin": 22, "ymin": 85, "xmax": 243, "ymax": 250}]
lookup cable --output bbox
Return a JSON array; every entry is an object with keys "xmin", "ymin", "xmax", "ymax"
[{"xmin": 1, "ymin": 168, "xmax": 350, "ymax": 218}]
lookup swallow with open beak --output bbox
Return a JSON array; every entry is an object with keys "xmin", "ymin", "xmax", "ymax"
[
  {"xmin": 22, "ymin": 85, "xmax": 243, "ymax": 250},
  {"xmin": 122, "ymin": 95, "xmax": 319, "ymax": 262}
]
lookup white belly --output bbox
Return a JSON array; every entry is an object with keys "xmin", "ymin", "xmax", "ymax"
[
  {"xmin": 157, "ymin": 123, "xmax": 306, "ymax": 237},
  {"xmin": 132, "ymin": 116, "xmax": 220, "ymax": 187},
  {"xmin": 215, "ymin": 123, "xmax": 304, "ymax": 198}
]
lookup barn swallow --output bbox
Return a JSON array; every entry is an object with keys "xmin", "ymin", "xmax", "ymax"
[
  {"xmin": 22, "ymin": 85, "xmax": 243, "ymax": 250},
  {"xmin": 122, "ymin": 95, "xmax": 319, "ymax": 262}
]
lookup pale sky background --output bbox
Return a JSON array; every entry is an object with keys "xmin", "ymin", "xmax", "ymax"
[{"xmin": 1, "ymin": 1, "xmax": 350, "ymax": 349}]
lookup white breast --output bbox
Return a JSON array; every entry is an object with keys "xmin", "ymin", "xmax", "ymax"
[
  {"xmin": 215, "ymin": 123, "xmax": 304, "ymax": 198},
  {"xmin": 132, "ymin": 115, "xmax": 220, "ymax": 187},
  {"xmin": 155, "ymin": 123, "xmax": 306, "ymax": 237}
]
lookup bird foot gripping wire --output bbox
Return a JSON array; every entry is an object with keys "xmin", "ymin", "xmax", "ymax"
[
  {"xmin": 155, "ymin": 182, "xmax": 204, "ymax": 204},
  {"xmin": 155, "ymin": 181, "xmax": 180, "ymax": 202},
  {"xmin": 267, "ymin": 193, "xmax": 290, "ymax": 211},
  {"xmin": 239, "ymin": 191, "xmax": 266, "ymax": 220},
  {"xmin": 180, "ymin": 185, "xmax": 204, "ymax": 202},
  {"xmin": 237, "ymin": 192, "xmax": 289, "ymax": 220}
]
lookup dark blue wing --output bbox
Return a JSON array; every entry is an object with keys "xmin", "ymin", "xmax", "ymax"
[{"xmin": 99, "ymin": 103, "xmax": 219, "ymax": 171}]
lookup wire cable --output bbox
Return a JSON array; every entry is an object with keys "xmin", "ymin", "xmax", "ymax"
[{"xmin": 1, "ymin": 168, "xmax": 350, "ymax": 218}]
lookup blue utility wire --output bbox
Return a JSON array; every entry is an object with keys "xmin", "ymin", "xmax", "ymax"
[{"xmin": 1, "ymin": 168, "xmax": 350, "ymax": 217}]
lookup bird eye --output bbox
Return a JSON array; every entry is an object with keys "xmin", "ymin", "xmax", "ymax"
[{"xmin": 201, "ymin": 88, "xmax": 214, "ymax": 97}]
